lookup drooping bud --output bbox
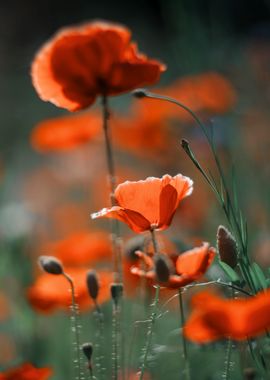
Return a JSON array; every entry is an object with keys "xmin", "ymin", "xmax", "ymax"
[
  {"xmin": 132, "ymin": 88, "xmax": 148, "ymax": 98},
  {"xmin": 243, "ymin": 368, "xmax": 256, "ymax": 380},
  {"xmin": 124, "ymin": 236, "xmax": 148, "ymax": 261},
  {"xmin": 110, "ymin": 283, "xmax": 123, "ymax": 305},
  {"xmin": 86, "ymin": 270, "xmax": 99, "ymax": 300},
  {"xmin": 217, "ymin": 225, "xmax": 238, "ymax": 268},
  {"xmin": 38, "ymin": 256, "xmax": 63, "ymax": 275},
  {"xmin": 82, "ymin": 342, "xmax": 93, "ymax": 361},
  {"xmin": 154, "ymin": 255, "xmax": 170, "ymax": 283}
]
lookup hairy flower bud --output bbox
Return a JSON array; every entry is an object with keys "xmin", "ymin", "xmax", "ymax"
[
  {"xmin": 217, "ymin": 225, "xmax": 238, "ymax": 268},
  {"xmin": 82, "ymin": 342, "xmax": 93, "ymax": 361},
  {"xmin": 86, "ymin": 270, "xmax": 99, "ymax": 300},
  {"xmin": 124, "ymin": 236, "xmax": 149, "ymax": 261},
  {"xmin": 38, "ymin": 256, "xmax": 63, "ymax": 275},
  {"xmin": 132, "ymin": 88, "xmax": 148, "ymax": 98},
  {"xmin": 154, "ymin": 254, "xmax": 171, "ymax": 283},
  {"xmin": 110, "ymin": 283, "xmax": 123, "ymax": 305}
]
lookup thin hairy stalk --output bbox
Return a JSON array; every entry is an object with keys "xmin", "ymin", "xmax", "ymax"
[
  {"xmin": 223, "ymin": 339, "xmax": 233, "ymax": 380},
  {"xmin": 178, "ymin": 289, "xmax": 190, "ymax": 380},
  {"xmin": 101, "ymin": 95, "xmax": 122, "ymax": 282},
  {"xmin": 139, "ymin": 229, "xmax": 160, "ymax": 380},
  {"xmin": 139, "ymin": 285, "xmax": 160, "ymax": 380},
  {"xmin": 93, "ymin": 303, "xmax": 105, "ymax": 380},
  {"xmin": 101, "ymin": 95, "xmax": 124, "ymax": 380},
  {"xmin": 63, "ymin": 273, "xmax": 85, "ymax": 380}
]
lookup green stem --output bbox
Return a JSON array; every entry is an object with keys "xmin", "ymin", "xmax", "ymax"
[
  {"xmin": 63, "ymin": 273, "xmax": 84, "ymax": 380},
  {"xmin": 101, "ymin": 95, "xmax": 124, "ymax": 380},
  {"xmin": 139, "ymin": 285, "xmax": 160, "ymax": 380},
  {"xmin": 223, "ymin": 339, "xmax": 233, "ymax": 380},
  {"xmin": 139, "ymin": 229, "xmax": 160, "ymax": 380},
  {"xmin": 178, "ymin": 289, "xmax": 190, "ymax": 380}
]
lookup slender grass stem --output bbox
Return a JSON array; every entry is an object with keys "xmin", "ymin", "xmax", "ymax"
[
  {"xmin": 178, "ymin": 289, "xmax": 190, "ymax": 380},
  {"xmin": 63, "ymin": 273, "xmax": 84, "ymax": 380}
]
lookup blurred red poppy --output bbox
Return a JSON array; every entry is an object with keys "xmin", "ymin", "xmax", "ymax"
[
  {"xmin": 32, "ymin": 21, "xmax": 165, "ymax": 111},
  {"xmin": 27, "ymin": 268, "xmax": 112, "ymax": 313},
  {"xmin": 184, "ymin": 290, "xmax": 270, "ymax": 343},
  {"xmin": 0, "ymin": 363, "xmax": 52, "ymax": 380},
  {"xmin": 91, "ymin": 174, "xmax": 193, "ymax": 233},
  {"xmin": 136, "ymin": 72, "xmax": 236, "ymax": 122},
  {"xmin": 31, "ymin": 112, "xmax": 101, "ymax": 152},
  {"xmin": 41, "ymin": 230, "xmax": 112, "ymax": 266},
  {"xmin": 131, "ymin": 242, "xmax": 215, "ymax": 288}
]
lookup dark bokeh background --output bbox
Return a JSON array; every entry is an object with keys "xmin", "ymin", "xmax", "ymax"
[{"xmin": 1, "ymin": 0, "xmax": 270, "ymax": 154}]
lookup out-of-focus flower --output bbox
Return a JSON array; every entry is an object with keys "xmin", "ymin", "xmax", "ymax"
[
  {"xmin": 184, "ymin": 290, "xmax": 270, "ymax": 343},
  {"xmin": 136, "ymin": 72, "xmax": 236, "ymax": 121},
  {"xmin": 113, "ymin": 114, "xmax": 172, "ymax": 160},
  {"xmin": 27, "ymin": 268, "xmax": 112, "ymax": 313},
  {"xmin": 91, "ymin": 174, "xmax": 193, "ymax": 233},
  {"xmin": 31, "ymin": 21, "xmax": 165, "ymax": 111},
  {"xmin": 31, "ymin": 112, "xmax": 101, "ymax": 152},
  {"xmin": 0, "ymin": 363, "xmax": 52, "ymax": 380},
  {"xmin": 131, "ymin": 242, "xmax": 215, "ymax": 288},
  {"xmin": 41, "ymin": 230, "xmax": 112, "ymax": 266}
]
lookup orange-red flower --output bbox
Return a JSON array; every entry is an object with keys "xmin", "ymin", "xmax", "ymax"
[
  {"xmin": 184, "ymin": 290, "xmax": 270, "ymax": 343},
  {"xmin": 32, "ymin": 21, "xmax": 165, "ymax": 111},
  {"xmin": 41, "ymin": 230, "xmax": 112, "ymax": 266},
  {"xmin": 31, "ymin": 112, "xmax": 101, "ymax": 152},
  {"xmin": 0, "ymin": 363, "xmax": 52, "ymax": 380},
  {"xmin": 131, "ymin": 242, "xmax": 215, "ymax": 288},
  {"xmin": 91, "ymin": 174, "xmax": 193, "ymax": 233},
  {"xmin": 27, "ymin": 268, "xmax": 112, "ymax": 313}
]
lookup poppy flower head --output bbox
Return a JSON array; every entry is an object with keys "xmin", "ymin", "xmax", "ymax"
[
  {"xmin": 184, "ymin": 289, "xmax": 270, "ymax": 343},
  {"xmin": 92, "ymin": 174, "xmax": 193, "ymax": 233},
  {"xmin": 32, "ymin": 21, "xmax": 166, "ymax": 111},
  {"xmin": 27, "ymin": 268, "xmax": 112, "ymax": 313},
  {"xmin": 0, "ymin": 363, "xmax": 52, "ymax": 380},
  {"xmin": 31, "ymin": 112, "xmax": 101, "ymax": 152},
  {"xmin": 130, "ymin": 242, "xmax": 215, "ymax": 288}
]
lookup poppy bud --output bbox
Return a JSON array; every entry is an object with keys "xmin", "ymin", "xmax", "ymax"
[
  {"xmin": 243, "ymin": 367, "xmax": 256, "ymax": 380},
  {"xmin": 132, "ymin": 88, "xmax": 148, "ymax": 98},
  {"xmin": 124, "ymin": 236, "xmax": 148, "ymax": 261},
  {"xmin": 110, "ymin": 283, "xmax": 123, "ymax": 305},
  {"xmin": 217, "ymin": 225, "xmax": 238, "ymax": 268},
  {"xmin": 82, "ymin": 342, "xmax": 93, "ymax": 361},
  {"xmin": 154, "ymin": 255, "xmax": 170, "ymax": 283},
  {"xmin": 38, "ymin": 256, "xmax": 63, "ymax": 275},
  {"xmin": 86, "ymin": 270, "xmax": 99, "ymax": 300}
]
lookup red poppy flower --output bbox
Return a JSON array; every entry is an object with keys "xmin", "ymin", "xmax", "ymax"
[
  {"xmin": 31, "ymin": 21, "xmax": 166, "ymax": 111},
  {"xmin": 0, "ymin": 363, "xmax": 52, "ymax": 380},
  {"xmin": 184, "ymin": 289, "xmax": 270, "ymax": 343},
  {"xmin": 131, "ymin": 242, "xmax": 215, "ymax": 288},
  {"xmin": 91, "ymin": 174, "xmax": 193, "ymax": 233},
  {"xmin": 31, "ymin": 112, "xmax": 101, "ymax": 152},
  {"xmin": 27, "ymin": 268, "xmax": 112, "ymax": 313},
  {"xmin": 41, "ymin": 230, "xmax": 112, "ymax": 266}
]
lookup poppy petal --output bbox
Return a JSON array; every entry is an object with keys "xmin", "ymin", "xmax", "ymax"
[
  {"xmin": 91, "ymin": 206, "xmax": 151, "ymax": 233},
  {"xmin": 176, "ymin": 243, "xmax": 215, "ymax": 279}
]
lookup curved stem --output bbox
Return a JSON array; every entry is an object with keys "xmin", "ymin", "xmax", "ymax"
[
  {"xmin": 63, "ymin": 272, "xmax": 84, "ymax": 380},
  {"xmin": 139, "ymin": 285, "xmax": 160, "ymax": 380}
]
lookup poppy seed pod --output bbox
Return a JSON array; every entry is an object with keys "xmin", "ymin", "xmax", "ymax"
[
  {"xmin": 38, "ymin": 256, "xmax": 63, "ymax": 275},
  {"xmin": 86, "ymin": 270, "xmax": 99, "ymax": 300},
  {"xmin": 110, "ymin": 283, "xmax": 123, "ymax": 304},
  {"xmin": 154, "ymin": 255, "xmax": 171, "ymax": 283},
  {"xmin": 82, "ymin": 342, "xmax": 93, "ymax": 361},
  {"xmin": 217, "ymin": 225, "xmax": 238, "ymax": 268}
]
